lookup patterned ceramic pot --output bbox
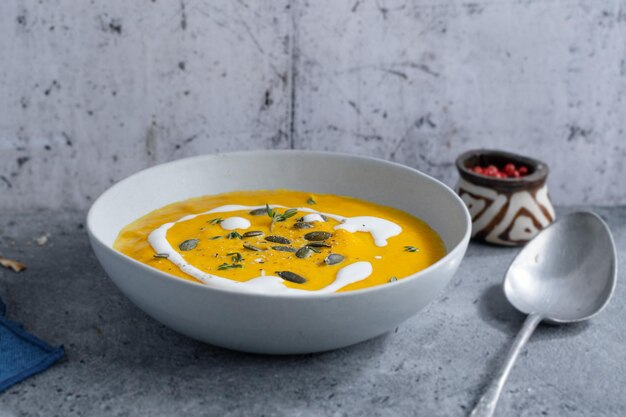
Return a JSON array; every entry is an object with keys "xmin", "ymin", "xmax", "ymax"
[{"xmin": 455, "ymin": 149, "xmax": 555, "ymax": 246}]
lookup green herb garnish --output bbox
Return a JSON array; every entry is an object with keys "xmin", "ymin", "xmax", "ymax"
[
  {"xmin": 217, "ymin": 263, "xmax": 244, "ymax": 271},
  {"xmin": 227, "ymin": 252, "xmax": 244, "ymax": 263},
  {"xmin": 209, "ymin": 236, "xmax": 222, "ymax": 240},
  {"xmin": 209, "ymin": 217, "xmax": 224, "ymax": 225},
  {"xmin": 307, "ymin": 197, "xmax": 316, "ymax": 205},
  {"xmin": 266, "ymin": 204, "xmax": 298, "ymax": 231},
  {"xmin": 153, "ymin": 253, "xmax": 169, "ymax": 259},
  {"xmin": 226, "ymin": 231, "xmax": 243, "ymax": 239},
  {"xmin": 404, "ymin": 246, "xmax": 419, "ymax": 253},
  {"xmin": 389, "ymin": 276, "xmax": 398, "ymax": 282}
]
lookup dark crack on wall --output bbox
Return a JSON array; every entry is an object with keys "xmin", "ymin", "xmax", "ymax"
[
  {"xmin": 348, "ymin": 100, "xmax": 361, "ymax": 115},
  {"xmin": 174, "ymin": 134, "xmax": 197, "ymax": 150},
  {"xmin": 269, "ymin": 130, "xmax": 287, "ymax": 147},
  {"xmin": 419, "ymin": 153, "xmax": 454, "ymax": 169},
  {"xmin": 404, "ymin": 62, "xmax": 440, "ymax": 78},
  {"xmin": 326, "ymin": 124, "xmax": 382, "ymax": 142},
  {"xmin": 415, "ymin": 114, "xmax": 437, "ymax": 129},
  {"xmin": 288, "ymin": 5, "xmax": 298, "ymax": 150},
  {"xmin": 62, "ymin": 132, "xmax": 73, "ymax": 147},
  {"xmin": 106, "ymin": 18, "xmax": 123, "ymax": 35},
  {"xmin": 389, "ymin": 142, "xmax": 404, "ymax": 161},
  {"xmin": 180, "ymin": 0, "xmax": 188, "ymax": 31},
  {"xmin": 0, "ymin": 176, "xmax": 12, "ymax": 189},
  {"xmin": 382, "ymin": 68, "xmax": 408, "ymax": 80},
  {"xmin": 262, "ymin": 88, "xmax": 273, "ymax": 110},
  {"xmin": 377, "ymin": 4, "xmax": 389, "ymax": 19},
  {"xmin": 278, "ymin": 71, "xmax": 288, "ymax": 86},
  {"xmin": 17, "ymin": 156, "xmax": 30, "ymax": 168},
  {"xmin": 145, "ymin": 125, "xmax": 158, "ymax": 162},
  {"xmin": 567, "ymin": 125, "xmax": 593, "ymax": 142},
  {"xmin": 464, "ymin": 3, "xmax": 485, "ymax": 15},
  {"xmin": 358, "ymin": 133, "xmax": 383, "ymax": 142},
  {"xmin": 44, "ymin": 80, "xmax": 60, "ymax": 96},
  {"xmin": 16, "ymin": 13, "xmax": 27, "ymax": 27}
]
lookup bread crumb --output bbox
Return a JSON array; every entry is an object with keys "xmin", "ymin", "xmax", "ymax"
[
  {"xmin": 0, "ymin": 256, "xmax": 27, "ymax": 272},
  {"xmin": 35, "ymin": 234, "xmax": 50, "ymax": 246}
]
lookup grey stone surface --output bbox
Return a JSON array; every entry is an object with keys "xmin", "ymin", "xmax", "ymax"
[
  {"xmin": 0, "ymin": 206, "xmax": 623, "ymax": 416},
  {"xmin": 1, "ymin": 1, "xmax": 625, "ymax": 210}
]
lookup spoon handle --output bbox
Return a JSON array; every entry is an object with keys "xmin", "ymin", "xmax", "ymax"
[{"xmin": 469, "ymin": 313, "xmax": 542, "ymax": 417}]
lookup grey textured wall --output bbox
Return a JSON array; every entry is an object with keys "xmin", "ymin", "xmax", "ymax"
[{"xmin": 1, "ymin": 0, "xmax": 625, "ymax": 210}]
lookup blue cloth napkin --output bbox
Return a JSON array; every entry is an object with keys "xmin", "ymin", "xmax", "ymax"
[{"xmin": 0, "ymin": 296, "xmax": 64, "ymax": 393}]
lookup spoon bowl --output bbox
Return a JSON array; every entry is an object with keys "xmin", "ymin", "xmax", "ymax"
[
  {"xmin": 504, "ymin": 211, "xmax": 617, "ymax": 323},
  {"xmin": 470, "ymin": 212, "xmax": 617, "ymax": 417}
]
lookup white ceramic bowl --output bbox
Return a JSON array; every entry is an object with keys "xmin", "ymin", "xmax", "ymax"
[{"xmin": 87, "ymin": 151, "xmax": 471, "ymax": 354}]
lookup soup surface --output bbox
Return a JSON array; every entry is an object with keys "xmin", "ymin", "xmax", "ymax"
[{"xmin": 114, "ymin": 190, "xmax": 445, "ymax": 295}]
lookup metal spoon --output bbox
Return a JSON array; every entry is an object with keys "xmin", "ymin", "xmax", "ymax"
[{"xmin": 469, "ymin": 212, "xmax": 617, "ymax": 417}]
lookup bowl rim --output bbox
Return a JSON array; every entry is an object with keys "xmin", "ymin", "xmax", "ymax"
[{"xmin": 87, "ymin": 149, "xmax": 471, "ymax": 300}]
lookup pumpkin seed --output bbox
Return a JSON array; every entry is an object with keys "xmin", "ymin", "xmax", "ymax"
[
  {"xmin": 304, "ymin": 231, "xmax": 332, "ymax": 241},
  {"xmin": 153, "ymin": 253, "xmax": 169, "ymax": 259},
  {"xmin": 249, "ymin": 208, "xmax": 267, "ymax": 216},
  {"xmin": 293, "ymin": 222, "xmax": 314, "ymax": 229},
  {"xmin": 276, "ymin": 271, "xmax": 307, "ymax": 284},
  {"xmin": 265, "ymin": 235, "xmax": 291, "ymax": 244},
  {"xmin": 297, "ymin": 214, "xmax": 328, "ymax": 222},
  {"xmin": 242, "ymin": 230, "xmax": 263, "ymax": 238},
  {"xmin": 307, "ymin": 246, "xmax": 321, "ymax": 253},
  {"xmin": 271, "ymin": 245, "xmax": 297, "ymax": 253},
  {"xmin": 179, "ymin": 239, "xmax": 199, "ymax": 251},
  {"xmin": 295, "ymin": 246, "xmax": 313, "ymax": 259},
  {"xmin": 324, "ymin": 253, "xmax": 345, "ymax": 265},
  {"xmin": 243, "ymin": 243, "xmax": 264, "ymax": 252},
  {"xmin": 305, "ymin": 242, "xmax": 331, "ymax": 248}
]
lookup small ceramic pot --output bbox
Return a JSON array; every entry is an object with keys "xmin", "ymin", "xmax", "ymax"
[{"xmin": 455, "ymin": 149, "xmax": 555, "ymax": 246}]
